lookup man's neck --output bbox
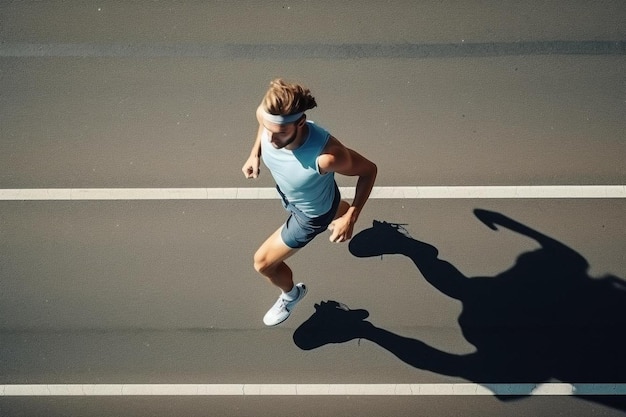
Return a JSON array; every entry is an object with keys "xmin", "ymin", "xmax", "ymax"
[{"xmin": 285, "ymin": 123, "xmax": 309, "ymax": 151}]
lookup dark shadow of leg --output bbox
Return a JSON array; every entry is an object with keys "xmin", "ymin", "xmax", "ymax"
[{"xmin": 293, "ymin": 300, "xmax": 468, "ymax": 377}]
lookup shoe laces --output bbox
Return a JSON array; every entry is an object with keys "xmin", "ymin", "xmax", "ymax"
[
  {"xmin": 277, "ymin": 288, "xmax": 299, "ymax": 310},
  {"xmin": 274, "ymin": 296, "xmax": 290, "ymax": 311}
]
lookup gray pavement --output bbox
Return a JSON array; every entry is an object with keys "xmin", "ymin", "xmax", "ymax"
[
  {"xmin": 1, "ymin": 1, "xmax": 625, "ymax": 416},
  {"xmin": 3, "ymin": 396, "xmax": 626, "ymax": 417}
]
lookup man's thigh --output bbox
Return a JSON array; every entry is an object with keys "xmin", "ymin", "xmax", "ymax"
[{"xmin": 255, "ymin": 226, "xmax": 300, "ymax": 267}]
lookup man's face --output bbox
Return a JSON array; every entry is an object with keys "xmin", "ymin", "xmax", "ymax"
[{"xmin": 264, "ymin": 121, "xmax": 299, "ymax": 149}]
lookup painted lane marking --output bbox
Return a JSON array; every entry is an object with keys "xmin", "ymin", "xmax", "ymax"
[
  {"xmin": 1, "ymin": 383, "xmax": 625, "ymax": 396},
  {"xmin": 0, "ymin": 186, "xmax": 624, "ymax": 201}
]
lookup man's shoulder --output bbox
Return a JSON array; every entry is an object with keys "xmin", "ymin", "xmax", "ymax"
[
  {"xmin": 306, "ymin": 120, "xmax": 329, "ymax": 132},
  {"xmin": 307, "ymin": 121, "xmax": 332, "ymax": 144}
]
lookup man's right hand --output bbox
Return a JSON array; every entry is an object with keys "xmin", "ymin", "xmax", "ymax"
[{"xmin": 242, "ymin": 156, "xmax": 261, "ymax": 179}]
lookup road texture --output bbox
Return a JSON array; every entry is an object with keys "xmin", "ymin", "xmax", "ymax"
[{"xmin": 0, "ymin": 1, "xmax": 625, "ymax": 416}]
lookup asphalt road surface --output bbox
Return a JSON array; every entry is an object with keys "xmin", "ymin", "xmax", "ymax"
[{"xmin": 1, "ymin": 1, "xmax": 625, "ymax": 416}]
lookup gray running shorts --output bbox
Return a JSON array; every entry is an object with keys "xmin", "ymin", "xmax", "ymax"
[{"xmin": 278, "ymin": 183, "xmax": 340, "ymax": 249}]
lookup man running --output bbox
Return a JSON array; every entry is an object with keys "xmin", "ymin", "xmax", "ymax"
[{"xmin": 242, "ymin": 78, "xmax": 377, "ymax": 326}]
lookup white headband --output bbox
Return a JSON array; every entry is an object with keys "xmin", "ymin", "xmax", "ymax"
[{"xmin": 261, "ymin": 110, "xmax": 304, "ymax": 125}]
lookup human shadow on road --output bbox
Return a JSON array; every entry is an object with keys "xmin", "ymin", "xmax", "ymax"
[{"xmin": 293, "ymin": 209, "xmax": 626, "ymax": 410}]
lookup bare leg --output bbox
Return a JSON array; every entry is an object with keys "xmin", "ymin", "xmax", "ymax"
[
  {"xmin": 253, "ymin": 226, "xmax": 300, "ymax": 292},
  {"xmin": 255, "ymin": 200, "xmax": 348, "ymax": 292}
]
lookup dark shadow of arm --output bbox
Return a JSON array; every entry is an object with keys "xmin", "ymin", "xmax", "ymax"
[
  {"xmin": 349, "ymin": 221, "xmax": 469, "ymax": 300},
  {"xmin": 474, "ymin": 209, "xmax": 588, "ymax": 269}
]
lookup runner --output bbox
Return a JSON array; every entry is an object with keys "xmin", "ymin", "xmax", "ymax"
[{"xmin": 242, "ymin": 78, "xmax": 377, "ymax": 326}]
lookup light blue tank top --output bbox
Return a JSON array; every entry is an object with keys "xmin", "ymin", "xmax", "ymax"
[{"xmin": 261, "ymin": 121, "xmax": 336, "ymax": 217}]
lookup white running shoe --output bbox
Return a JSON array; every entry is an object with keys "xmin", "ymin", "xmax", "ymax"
[{"xmin": 263, "ymin": 283, "xmax": 307, "ymax": 326}]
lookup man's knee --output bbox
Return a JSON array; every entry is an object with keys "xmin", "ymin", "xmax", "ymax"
[
  {"xmin": 253, "ymin": 229, "xmax": 297, "ymax": 276},
  {"xmin": 253, "ymin": 251, "xmax": 275, "ymax": 275}
]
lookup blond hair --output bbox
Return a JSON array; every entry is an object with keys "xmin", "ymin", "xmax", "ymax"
[{"xmin": 262, "ymin": 78, "xmax": 317, "ymax": 116}]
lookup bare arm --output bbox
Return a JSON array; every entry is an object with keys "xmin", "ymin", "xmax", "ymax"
[
  {"xmin": 241, "ymin": 106, "xmax": 265, "ymax": 179},
  {"xmin": 319, "ymin": 136, "xmax": 377, "ymax": 242}
]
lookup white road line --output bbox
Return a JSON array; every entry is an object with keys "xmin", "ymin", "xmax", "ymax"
[
  {"xmin": 0, "ymin": 186, "xmax": 624, "ymax": 201},
  {"xmin": 1, "ymin": 383, "xmax": 625, "ymax": 396}
]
